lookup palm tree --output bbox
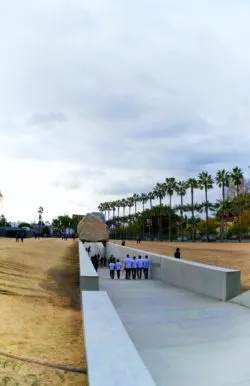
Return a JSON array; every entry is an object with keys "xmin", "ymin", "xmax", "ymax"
[
  {"xmin": 127, "ymin": 197, "xmax": 134, "ymax": 215},
  {"xmin": 176, "ymin": 181, "xmax": 188, "ymax": 241},
  {"xmin": 116, "ymin": 200, "xmax": 122, "ymax": 219},
  {"xmin": 153, "ymin": 183, "xmax": 166, "ymax": 239},
  {"xmin": 230, "ymin": 167, "xmax": 244, "ymax": 241},
  {"xmin": 153, "ymin": 183, "xmax": 166, "ymax": 205},
  {"xmin": 140, "ymin": 193, "xmax": 148, "ymax": 238},
  {"xmin": 106, "ymin": 202, "xmax": 111, "ymax": 220},
  {"xmin": 111, "ymin": 201, "xmax": 116, "ymax": 219},
  {"xmin": 165, "ymin": 177, "xmax": 177, "ymax": 241},
  {"xmin": 231, "ymin": 167, "xmax": 244, "ymax": 197},
  {"xmin": 216, "ymin": 169, "xmax": 230, "ymax": 241},
  {"xmin": 121, "ymin": 199, "xmax": 127, "ymax": 217},
  {"xmin": 133, "ymin": 193, "xmax": 140, "ymax": 214},
  {"xmin": 187, "ymin": 178, "xmax": 198, "ymax": 242},
  {"xmin": 148, "ymin": 192, "xmax": 155, "ymax": 209},
  {"xmin": 140, "ymin": 193, "xmax": 148, "ymax": 212},
  {"xmin": 198, "ymin": 171, "xmax": 214, "ymax": 241}
]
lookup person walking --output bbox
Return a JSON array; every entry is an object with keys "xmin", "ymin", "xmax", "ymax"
[
  {"xmin": 143, "ymin": 255, "xmax": 150, "ymax": 279},
  {"xmin": 124, "ymin": 254, "xmax": 132, "ymax": 280},
  {"xmin": 136, "ymin": 255, "xmax": 143, "ymax": 279},
  {"xmin": 109, "ymin": 260, "xmax": 116, "ymax": 279},
  {"xmin": 103, "ymin": 255, "xmax": 107, "ymax": 267},
  {"xmin": 115, "ymin": 259, "xmax": 122, "ymax": 279},
  {"xmin": 174, "ymin": 248, "xmax": 181, "ymax": 259},
  {"xmin": 131, "ymin": 256, "xmax": 137, "ymax": 280},
  {"xmin": 91, "ymin": 254, "xmax": 99, "ymax": 272}
]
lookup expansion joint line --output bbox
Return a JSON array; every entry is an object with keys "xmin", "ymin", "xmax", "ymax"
[{"xmin": 0, "ymin": 351, "xmax": 87, "ymax": 374}]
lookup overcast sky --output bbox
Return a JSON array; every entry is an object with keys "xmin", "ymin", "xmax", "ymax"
[{"xmin": 1, "ymin": 0, "xmax": 250, "ymax": 222}]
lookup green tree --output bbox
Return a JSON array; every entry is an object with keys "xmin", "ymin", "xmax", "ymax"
[
  {"xmin": 176, "ymin": 181, "xmax": 188, "ymax": 241},
  {"xmin": 215, "ymin": 169, "xmax": 230, "ymax": 241},
  {"xmin": 0, "ymin": 214, "xmax": 7, "ymax": 227},
  {"xmin": 133, "ymin": 193, "xmax": 140, "ymax": 214},
  {"xmin": 165, "ymin": 177, "xmax": 177, "ymax": 241},
  {"xmin": 127, "ymin": 197, "xmax": 134, "ymax": 215},
  {"xmin": 187, "ymin": 178, "xmax": 198, "ymax": 242},
  {"xmin": 153, "ymin": 183, "xmax": 166, "ymax": 206},
  {"xmin": 19, "ymin": 222, "xmax": 31, "ymax": 228},
  {"xmin": 197, "ymin": 218, "xmax": 217, "ymax": 237},
  {"xmin": 140, "ymin": 193, "xmax": 148, "ymax": 212},
  {"xmin": 198, "ymin": 171, "xmax": 214, "ymax": 241},
  {"xmin": 38, "ymin": 206, "xmax": 44, "ymax": 227},
  {"xmin": 230, "ymin": 167, "xmax": 244, "ymax": 241},
  {"xmin": 147, "ymin": 192, "xmax": 155, "ymax": 209},
  {"xmin": 153, "ymin": 183, "xmax": 166, "ymax": 239}
]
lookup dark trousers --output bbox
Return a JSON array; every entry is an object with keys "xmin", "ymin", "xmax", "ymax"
[
  {"xmin": 125, "ymin": 268, "xmax": 131, "ymax": 279},
  {"xmin": 132, "ymin": 268, "xmax": 137, "ymax": 279},
  {"xmin": 110, "ymin": 270, "xmax": 115, "ymax": 279},
  {"xmin": 143, "ymin": 268, "xmax": 149, "ymax": 279},
  {"xmin": 137, "ymin": 268, "xmax": 142, "ymax": 279},
  {"xmin": 116, "ymin": 270, "xmax": 120, "ymax": 279}
]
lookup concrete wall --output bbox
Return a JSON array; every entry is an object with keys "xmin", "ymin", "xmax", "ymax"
[
  {"xmin": 82, "ymin": 290, "xmax": 156, "ymax": 386},
  {"xmin": 106, "ymin": 243, "xmax": 241, "ymax": 301},
  {"xmin": 79, "ymin": 240, "xmax": 99, "ymax": 291},
  {"xmin": 84, "ymin": 242, "xmax": 105, "ymax": 257}
]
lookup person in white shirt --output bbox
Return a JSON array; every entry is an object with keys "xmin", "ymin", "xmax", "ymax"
[
  {"xmin": 131, "ymin": 256, "xmax": 137, "ymax": 280},
  {"xmin": 124, "ymin": 254, "xmax": 132, "ymax": 280},
  {"xmin": 109, "ymin": 261, "xmax": 116, "ymax": 279},
  {"xmin": 115, "ymin": 259, "xmax": 122, "ymax": 279},
  {"xmin": 142, "ymin": 255, "xmax": 150, "ymax": 279},
  {"xmin": 136, "ymin": 255, "xmax": 143, "ymax": 279}
]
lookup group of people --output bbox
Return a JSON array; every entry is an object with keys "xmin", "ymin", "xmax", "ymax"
[
  {"xmin": 108, "ymin": 254, "xmax": 150, "ymax": 280},
  {"xmin": 90, "ymin": 253, "xmax": 108, "ymax": 271}
]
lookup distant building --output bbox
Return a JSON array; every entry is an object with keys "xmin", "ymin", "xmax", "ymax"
[{"xmin": 72, "ymin": 214, "xmax": 84, "ymax": 221}]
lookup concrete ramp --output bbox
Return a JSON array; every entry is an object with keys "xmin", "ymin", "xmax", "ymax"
[
  {"xmin": 230, "ymin": 290, "xmax": 250, "ymax": 308},
  {"xmin": 99, "ymin": 268, "xmax": 250, "ymax": 386}
]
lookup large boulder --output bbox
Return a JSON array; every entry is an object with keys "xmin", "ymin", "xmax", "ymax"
[{"xmin": 77, "ymin": 212, "xmax": 109, "ymax": 242}]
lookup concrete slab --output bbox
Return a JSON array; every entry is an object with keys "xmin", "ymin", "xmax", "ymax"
[
  {"xmin": 82, "ymin": 291, "xmax": 156, "ymax": 386},
  {"xmin": 230, "ymin": 290, "xmax": 250, "ymax": 309},
  {"xmin": 99, "ymin": 268, "xmax": 250, "ymax": 386}
]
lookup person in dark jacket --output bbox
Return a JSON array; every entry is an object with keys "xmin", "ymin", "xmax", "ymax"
[
  {"xmin": 91, "ymin": 254, "xmax": 99, "ymax": 271},
  {"xmin": 174, "ymin": 248, "xmax": 181, "ymax": 259}
]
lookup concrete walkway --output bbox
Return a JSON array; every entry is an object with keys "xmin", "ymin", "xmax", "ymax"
[{"xmin": 99, "ymin": 268, "xmax": 250, "ymax": 386}]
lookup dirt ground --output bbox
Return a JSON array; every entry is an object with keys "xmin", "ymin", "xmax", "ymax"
[
  {"xmin": 113, "ymin": 240, "xmax": 250, "ymax": 292},
  {"xmin": 0, "ymin": 238, "xmax": 87, "ymax": 386}
]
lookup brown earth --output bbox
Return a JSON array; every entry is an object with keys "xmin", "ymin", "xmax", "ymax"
[
  {"xmin": 113, "ymin": 240, "xmax": 250, "ymax": 292},
  {"xmin": 0, "ymin": 238, "xmax": 87, "ymax": 386}
]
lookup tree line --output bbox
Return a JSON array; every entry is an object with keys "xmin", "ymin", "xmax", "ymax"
[{"xmin": 98, "ymin": 167, "xmax": 250, "ymax": 242}]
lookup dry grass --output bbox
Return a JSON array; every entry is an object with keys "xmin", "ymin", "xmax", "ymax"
[
  {"xmin": 113, "ymin": 240, "xmax": 250, "ymax": 292},
  {"xmin": 0, "ymin": 238, "xmax": 87, "ymax": 385}
]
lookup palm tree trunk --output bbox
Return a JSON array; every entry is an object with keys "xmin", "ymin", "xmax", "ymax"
[
  {"xmin": 191, "ymin": 187, "xmax": 195, "ymax": 242},
  {"xmin": 169, "ymin": 195, "xmax": 172, "ymax": 241},
  {"xmin": 142, "ymin": 202, "xmax": 145, "ymax": 239},
  {"xmin": 181, "ymin": 195, "xmax": 184, "ymax": 242},
  {"xmin": 236, "ymin": 185, "xmax": 241, "ymax": 242},
  {"xmin": 221, "ymin": 184, "xmax": 225, "ymax": 241},
  {"xmin": 205, "ymin": 188, "xmax": 209, "ymax": 241}
]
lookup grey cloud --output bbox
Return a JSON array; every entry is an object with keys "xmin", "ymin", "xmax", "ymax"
[
  {"xmin": 132, "ymin": 118, "xmax": 211, "ymax": 140},
  {"xmin": 97, "ymin": 176, "xmax": 155, "ymax": 196},
  {"xmin": 95, "ymin": 94, "xmax": 147, "ymax": 121},
  {"xmin": 28, "ymin": 112, "xmax": 67, "ymax": 125},
  {"xmin": 1, "ymin": 0, "xmax": 250, "ymax": 209},
  {"xmin": 51, "ymin": 180, "xmax": 82, "ymax": 190},
  {"xmin": 50, "ymin": 168, "xmax": 106, "ymax": 191}
]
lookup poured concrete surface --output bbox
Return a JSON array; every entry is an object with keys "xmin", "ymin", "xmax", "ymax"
[
  {"xmin": 230, "ymin": 290, "xmax": 250, "ymax": 308},
  {"xmin": 82, "ymin": 291, "xmax": 156, "ymax": 386},
  {"xmin": 99, "ymin": 268, "xmax": 250, "ymax": 386}
]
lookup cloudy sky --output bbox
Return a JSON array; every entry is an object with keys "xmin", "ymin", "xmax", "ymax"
[{"xmin": 1, "ymin": 0, "xmax": 250, "ymax": 222}]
